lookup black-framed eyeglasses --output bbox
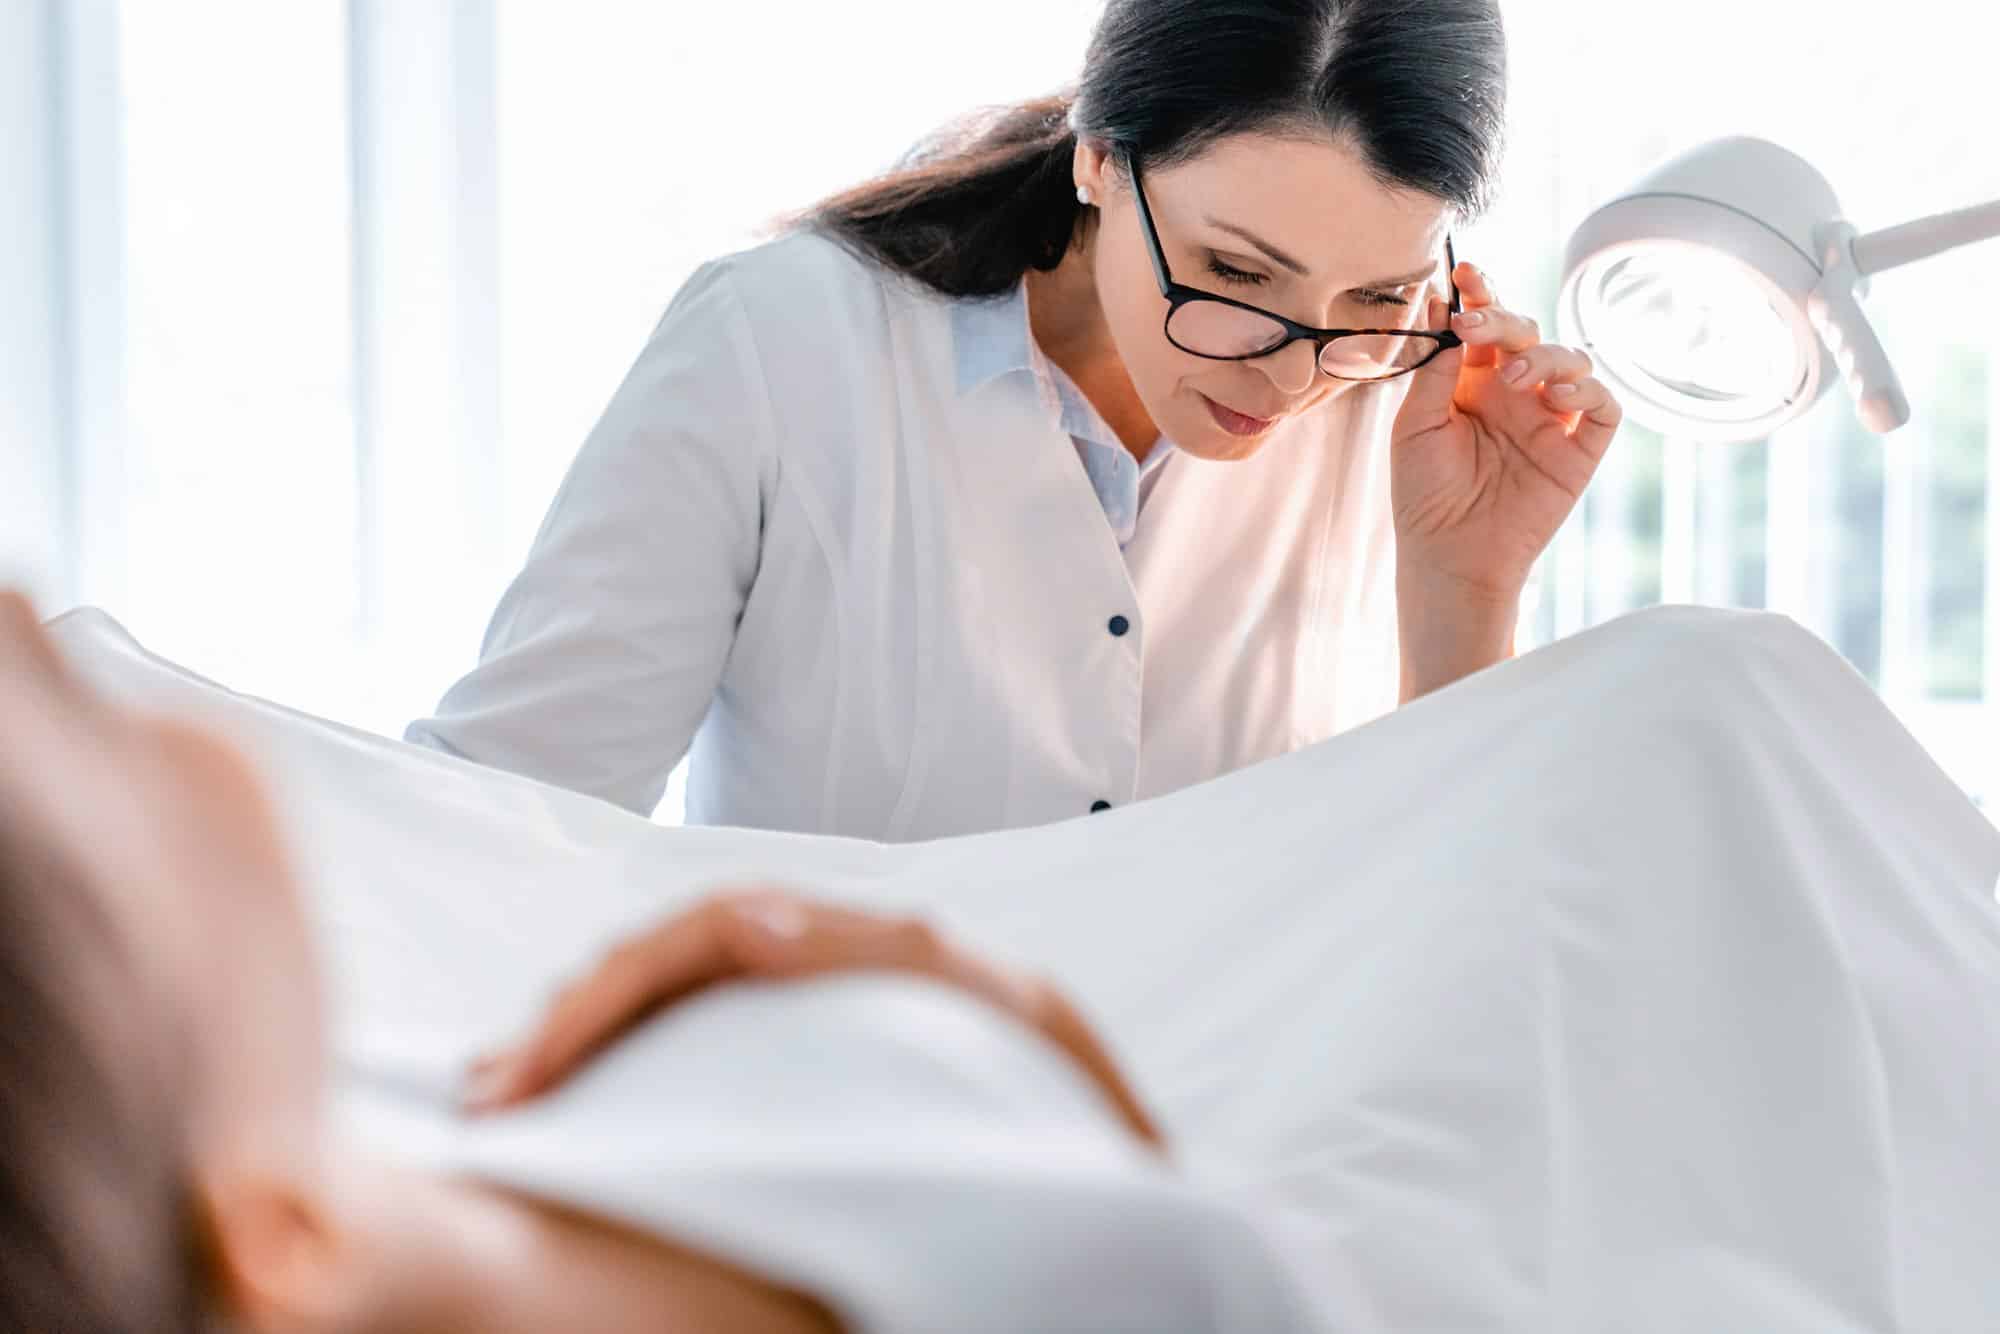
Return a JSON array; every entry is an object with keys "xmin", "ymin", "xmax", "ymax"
[{"xmin": 1124, "ymin": 149, "xmax": 1463, "ymax": 383}]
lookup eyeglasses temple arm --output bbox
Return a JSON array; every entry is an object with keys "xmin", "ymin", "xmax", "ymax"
[{"xmin": 1123, "ymin": 152, "xmax": 1175, "ymax": 297}]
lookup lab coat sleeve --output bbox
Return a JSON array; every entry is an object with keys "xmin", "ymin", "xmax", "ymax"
[{"xmin": 405, "ymin": 260, "xmax": 775, "ymax": 817}]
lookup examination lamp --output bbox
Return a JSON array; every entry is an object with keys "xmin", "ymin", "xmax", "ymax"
[{"xmin": 1556, "ymin": 135, "xmax": 2000, "ymax": 444}]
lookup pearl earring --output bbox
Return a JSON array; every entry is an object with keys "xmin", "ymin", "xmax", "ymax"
[{"xmin": 1076, "ymin": 186, "xmax": 1093, "ymax": 206}]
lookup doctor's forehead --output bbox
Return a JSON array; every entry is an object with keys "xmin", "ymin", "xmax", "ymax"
[{"xmin": 1156, "ymin": 134, "xmax": 1449, "ymax": 272}]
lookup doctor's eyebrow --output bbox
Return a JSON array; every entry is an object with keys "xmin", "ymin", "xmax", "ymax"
[{"xmin": 1202, "ymin": 215, "xmax": 1436, "ymax": 289}]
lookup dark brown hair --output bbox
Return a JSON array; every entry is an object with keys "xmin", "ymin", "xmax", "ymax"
[
  {"xmin": 801, "ymin": 0, "xmax": 1508, "ymax": 297},
  {"xmin": 0, "ymin": 803, "xmax": 215, "ymax": 1332}
]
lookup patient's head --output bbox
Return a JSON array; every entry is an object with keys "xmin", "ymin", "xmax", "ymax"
[
  {"xmin": 0, "ymin": 760, "xmax": 208, "ymax": 1329},
  {"xmin": 0, "ymin": 592, "xmax": 846, "ymax": 1334},
  {"xmin": 0, "ymin": 591, "xmax": 334, "ymax": 1330}
]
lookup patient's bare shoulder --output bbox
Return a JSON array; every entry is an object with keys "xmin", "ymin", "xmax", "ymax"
[{"xmin": 468, "ymin": 1178, "xmax": 843, "ymax": 1332}]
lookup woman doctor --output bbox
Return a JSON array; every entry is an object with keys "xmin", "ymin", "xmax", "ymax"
[{"xmin": 408, "ymin": 0, "xmax": 1622, "ymax": 841}]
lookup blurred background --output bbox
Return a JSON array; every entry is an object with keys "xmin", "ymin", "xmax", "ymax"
[{"xmin": 3, "ymin": 1, "xmax": 1993, "ymax": 816}]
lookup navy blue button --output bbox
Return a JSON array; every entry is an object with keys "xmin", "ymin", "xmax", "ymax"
[
  {"xmin": 1108, "ymin": 615, "xmax": 1131, "ymax": 637},
  {"xmin": 1090, "ymin": 800, "xmax": 1113, "ymax": 813}
]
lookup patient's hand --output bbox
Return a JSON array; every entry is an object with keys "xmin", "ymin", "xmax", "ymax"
[{"xmin": 460, "ymin": 888, "xmax": 1165, "ymax": 1151}]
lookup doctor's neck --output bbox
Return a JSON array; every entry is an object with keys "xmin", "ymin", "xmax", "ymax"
[{"xmin": 1023, "ymin": 212, "xmax": 1163, "ymax": 461}]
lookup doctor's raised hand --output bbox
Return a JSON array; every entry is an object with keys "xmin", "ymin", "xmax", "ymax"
[{"xmin": 1389, "ymin": 262, "xmax": 1623, "ymax": 699}]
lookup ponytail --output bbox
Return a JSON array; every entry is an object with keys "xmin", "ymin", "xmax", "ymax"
[{"xmin": 793, "ymin": 95, "xmax": 1087, "ymax": 299}]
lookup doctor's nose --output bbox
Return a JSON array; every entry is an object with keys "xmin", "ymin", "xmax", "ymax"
[{"xmin": 1257, "ymin": 339, "xmax": 1322, "ymax": 396}]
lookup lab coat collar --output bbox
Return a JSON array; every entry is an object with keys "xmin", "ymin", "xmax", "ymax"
[
  {"xmin": 950, "ymin": 278, "xmax": 1037, "ymax": 396},
  {"xmin": 950, "ymin": 279, "xmax": 1133, "ymax": 451}
]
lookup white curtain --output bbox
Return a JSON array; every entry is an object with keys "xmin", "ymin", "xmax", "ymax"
[{"xmin": 4, "ymin": 0, "xmax": 1995, "ymax": 808}]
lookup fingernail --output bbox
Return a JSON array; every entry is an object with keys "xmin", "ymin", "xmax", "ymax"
[
  {"xmin": 1502, "ymin": 358, "xmax": 1529, "ymax": 384},
  {"xmin": 1454, "ymin": 310, "xmax": 1485, "ymax": 328},
  {"xmin": 738, "ymin": 900, "xmax": 807, "ymax": 940},
  {"xmin": 1547, "ymin": 383, "xmax": 1577, "ymax": 398}
]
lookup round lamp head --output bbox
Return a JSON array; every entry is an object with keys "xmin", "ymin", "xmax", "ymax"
[{"xmin": 1557, "ymin": 137, "xmax": 1844, "ymax": 443}]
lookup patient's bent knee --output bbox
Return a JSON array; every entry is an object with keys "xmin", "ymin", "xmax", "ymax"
[{"xmin": 1589, "ymin": 604, "xmax": 1839, "ymax": 697}]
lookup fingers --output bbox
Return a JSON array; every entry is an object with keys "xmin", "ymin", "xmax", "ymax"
[
  {"xmin": 465, "ymin": 890, "xmax": 969, "ymax": 1115},
  {"xmin": 1447, "ymin": 260, "xmax": 1528, "ymax": 369},
  {"xmin": 461, "ymin": 887, "xmax": 1167, "ymax": 1152},
  {"xmin": 1497, "ymin": 343, "xmax": 1592, "ymax": 390},
  {"xmin": 1452, "ymin": 259, "xmax": 1499, "ymax": 311},
  {"xmin": 1024, "ymin": 984, "xmax": 1165, "ymax": 1150},
  {"xmin": 912, "ymin": 934, "xmax": 1161, "ymax": 1148},
  {"xmin": 1433, "ymin": 258, "xmax": 1627, "ymax": 471},
  {"xmin": 1450, "ymin": 303, "xmax": 1543, "ymax": 368},
  {"xmin": 1441, "ymin": 261, "xmax": 1596, "ymax": 402},
  {"xmin": 463, "ymin": 892, "xmax": 764, "ymax": 1110},
  {"xmin": 1539, "ymin": 375, "xmax": 1624, "ymax": 461}
]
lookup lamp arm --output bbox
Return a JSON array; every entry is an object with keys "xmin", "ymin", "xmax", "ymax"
[
  {"xmin": 1810, "ymin": 220, "xmax": 1910, "ymax": 434},
  {"xmin": 1849, "ymin": 199, "xmax": 2000, "ymax": 277}
]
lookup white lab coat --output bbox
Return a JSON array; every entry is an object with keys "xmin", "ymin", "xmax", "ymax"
[{"xmin": 407, "ymin": 229, "xmax": 1411, "ymax": 841}]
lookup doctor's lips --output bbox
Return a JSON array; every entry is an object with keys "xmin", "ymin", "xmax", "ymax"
[{"xmin": 1199, "ymin": 392, "xmax": 1280, "ymax": 437}]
